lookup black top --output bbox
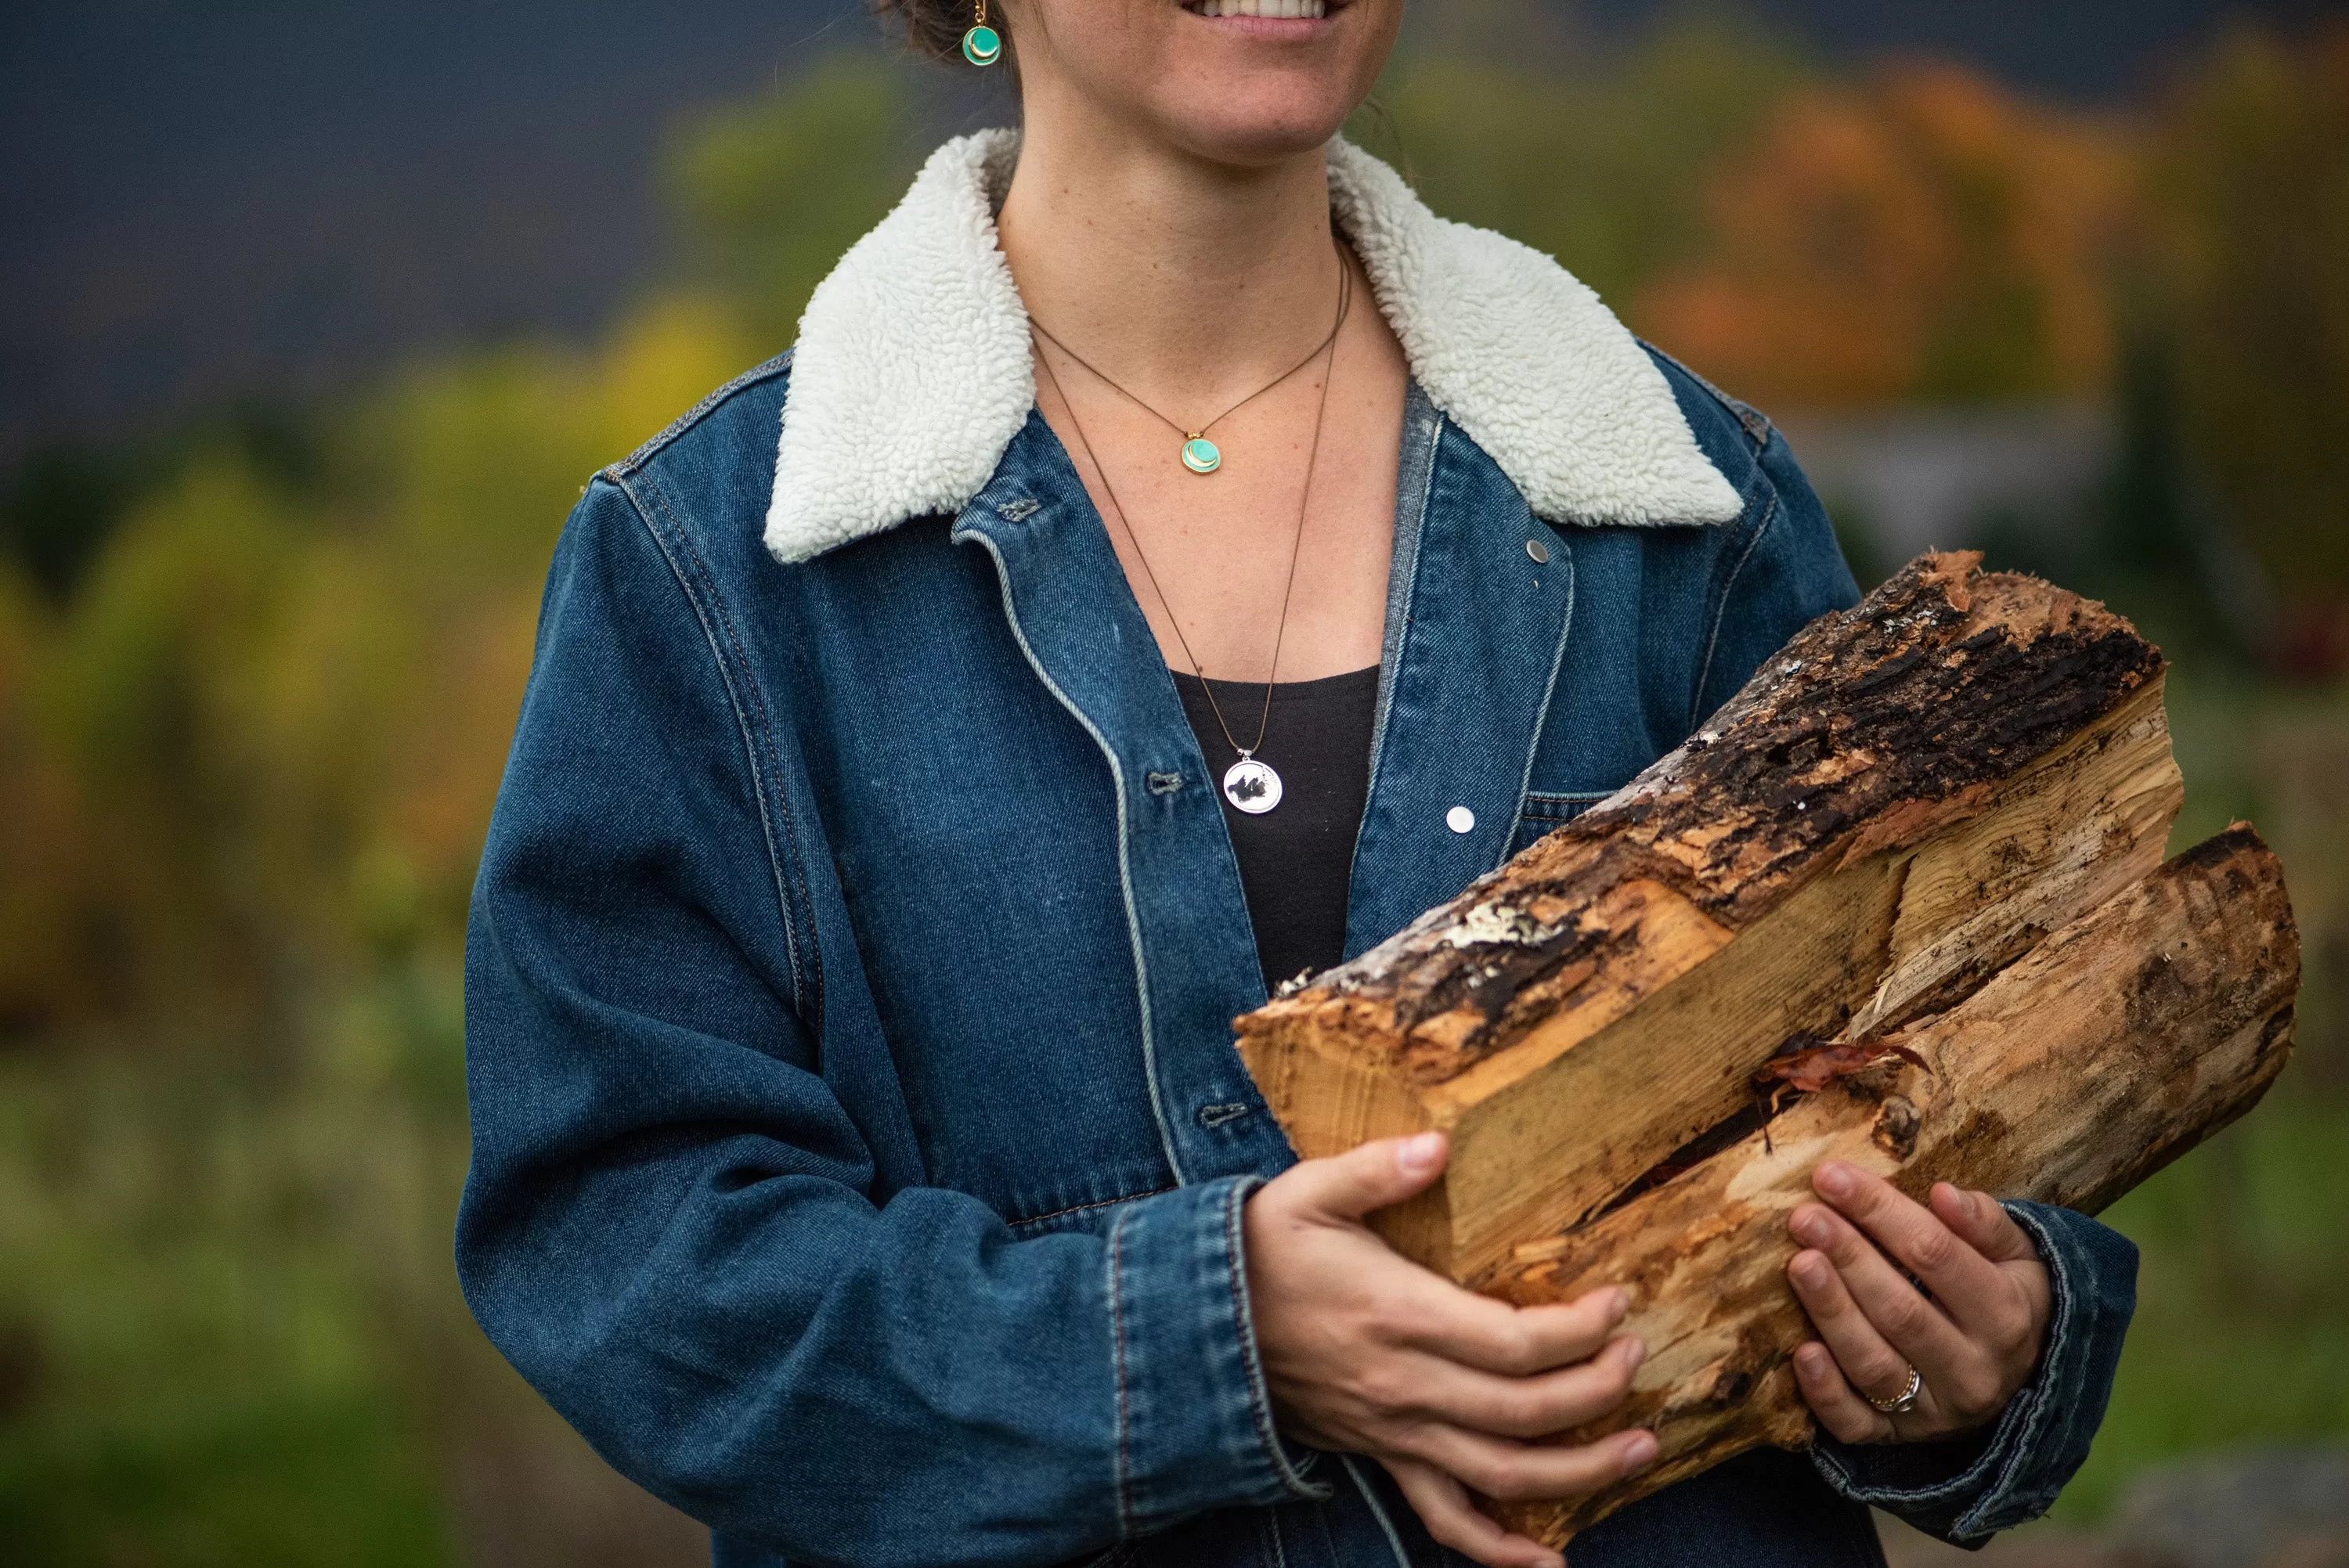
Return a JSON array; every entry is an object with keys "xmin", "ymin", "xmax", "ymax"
[{"xmin": 1171, "ymin": 665, "xmax": 1380, "ymax": 997}]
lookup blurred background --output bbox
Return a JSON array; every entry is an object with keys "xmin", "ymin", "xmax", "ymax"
[{"xmin": 3, "ymin": 1, "xmax": 2347, "ymax": 1563}]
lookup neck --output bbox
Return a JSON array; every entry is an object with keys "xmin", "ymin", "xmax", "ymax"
[{"xmin": 996, "ymin": 99, "xmax": 1344, "ymax": 412}]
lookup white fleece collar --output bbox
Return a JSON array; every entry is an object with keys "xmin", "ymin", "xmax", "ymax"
[{"xmin": 765, "ymin": 129, "xmax": 1741, "ymax": 564}]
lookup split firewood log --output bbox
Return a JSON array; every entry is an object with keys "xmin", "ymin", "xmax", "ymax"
[
  {"xmin": 1230, "ymin": 552, "xmax": 2299, "ymax": 1545},
  {"xmin": 1238, "ymin": 553, "xmax": 2185, "ymax": 1281}
]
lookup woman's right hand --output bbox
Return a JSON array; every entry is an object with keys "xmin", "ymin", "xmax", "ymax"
[{"xmin": 1243, "ymin": 1132, "xmax": 1658, "ymax": 1568}]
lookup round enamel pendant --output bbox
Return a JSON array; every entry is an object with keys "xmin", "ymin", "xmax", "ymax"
[
  {"xmin": 1180, "ymin": 435, "xmax": 1223, "ymax": 475},
  {"xmin": 962, "ymin": 24, "xmax": 1001, "ymax": 65},
  {"xmin": 1222, "ymin": 758, "xmax": 1283, "ymax": 815}
]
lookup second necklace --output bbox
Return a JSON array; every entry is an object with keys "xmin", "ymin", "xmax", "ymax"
[{"xmin": 1032, "ymin": 241, "xmax": 1352, "ymax": 816}]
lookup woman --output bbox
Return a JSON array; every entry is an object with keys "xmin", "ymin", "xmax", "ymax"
[{"xmin": 456, "ymin": 2, "xmax": 2137, "ymax": 1565}]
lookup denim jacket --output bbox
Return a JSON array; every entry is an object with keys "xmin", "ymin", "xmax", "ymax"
[{"xmin": 458, "ymin": 132, "xmax": 2136, "ymax": 1568}]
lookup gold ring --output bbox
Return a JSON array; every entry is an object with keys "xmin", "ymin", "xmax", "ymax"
[{"xmin": 1866, "ymin": 1366, "xmax": 1923, "ymax": 1415}]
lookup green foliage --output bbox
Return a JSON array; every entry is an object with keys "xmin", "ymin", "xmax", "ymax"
[
  {"xmin": 1354, "ymin": 11, "xmax": 1806, "ymax": 307},
  {"xmin": 668, "ymin": 55, "xmax": 929, "ymax": 346},
  {"xmin": 0, "ymin": 1043, "xmax": 467, "ymax": 1567},
  {"xmin": 2057, "ymin": 1088, "xmax": 2349, "ymax": 1519},
  {"xmin": 2158, "ymin": 25, "xmax": 2349, "ymax": 610}
]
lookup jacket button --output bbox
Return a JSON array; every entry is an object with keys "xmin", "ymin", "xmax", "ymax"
[
  {"xmin": 1447, "ymin": 806, "xmax": 1476, "ymax": 834},
  {"xmin": 1526, "ymin": 539, "xmax": 1550, "ymax": 564}
]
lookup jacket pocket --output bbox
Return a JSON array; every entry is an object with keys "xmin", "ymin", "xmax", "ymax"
[{"xmin": 1510, "ymin": 790, "xmax": 1611, "ymax": 856}]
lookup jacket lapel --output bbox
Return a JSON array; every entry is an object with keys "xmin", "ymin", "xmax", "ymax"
[{"xmin": 1346, "ymin": 408, "xmax": 1576, "ymax": 957}]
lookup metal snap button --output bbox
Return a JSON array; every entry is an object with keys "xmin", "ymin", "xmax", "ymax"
[
  {"xmin": 1447, "ymin": 806, "xmax": 1476, "ymax": 834},
  {"xmin": 1526, "ymin": 539, "xmax": 1550, "ymax": 564}
]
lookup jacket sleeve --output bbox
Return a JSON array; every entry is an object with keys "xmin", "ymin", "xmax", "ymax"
[
  {"xmin": 1690, "ymin": 416, "xmax": 2142, "ymax": 1545},
  {"xmin": 456, "ymin": 481, "xmax": 1324, "ymax": 1568}
]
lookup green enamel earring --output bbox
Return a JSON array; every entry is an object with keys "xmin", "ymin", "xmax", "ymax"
[{"xmin": 962, "ymin": 0, "xmax": 1001, "ymax": 66}]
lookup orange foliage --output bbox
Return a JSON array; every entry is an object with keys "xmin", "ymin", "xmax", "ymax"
[{"xmin": 1636, "ymin": 64, "xmax": 2134, "ymax": 408}]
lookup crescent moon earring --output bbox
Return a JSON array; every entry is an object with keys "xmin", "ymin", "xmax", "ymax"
[{"xmin": 962, "ymin": 0, "xmax": 1002, "ymax": 66}]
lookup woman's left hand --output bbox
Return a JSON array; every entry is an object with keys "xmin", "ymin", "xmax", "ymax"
[{"xmin": 1785, "ymin": 1161, "xmax": 2051, "ymax": 1444}]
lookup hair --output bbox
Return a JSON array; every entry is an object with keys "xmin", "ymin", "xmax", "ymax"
[{"xmin": 871, "ymin": 0, "xmax": 1004, "ymax": 67}]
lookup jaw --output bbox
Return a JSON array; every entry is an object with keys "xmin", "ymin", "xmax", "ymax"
[{"xmin": 1008, "ymin": 0, "xmax": 1394, "ymax": 168}]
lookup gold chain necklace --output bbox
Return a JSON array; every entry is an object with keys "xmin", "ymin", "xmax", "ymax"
[
  {"xmin": 1027, "ymin": 235, "xmax": 1349, "ymax": 477},
  {"xmin": 1032, "ymin": 249, "xmax": 1351, "ymax": 816}
]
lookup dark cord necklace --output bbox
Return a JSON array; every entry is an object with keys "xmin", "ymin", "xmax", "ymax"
[{"xmin": 1031, "ymin": 240, "xmax": 1351, "ymax": 815}]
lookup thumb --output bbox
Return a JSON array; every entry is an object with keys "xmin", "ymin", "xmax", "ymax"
[{"xmin": 1274, "ymin": 1132, "xmax": 1449, "ymax": 1224}]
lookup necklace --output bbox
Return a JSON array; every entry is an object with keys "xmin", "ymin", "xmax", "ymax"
[
  {"xmin": 1032, "ymin": 250, "xmax": 1351, "ymax": 816},
  {"xmin": 1027, "ymin": 237, "xmax": 1350, "ymax": 477}
]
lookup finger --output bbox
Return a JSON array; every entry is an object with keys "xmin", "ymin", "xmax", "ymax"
[
  {"xmin": 1790, "ymin": 1204, "xmax": 1980, "ymax": 1382},
  {"xmin": 1271, "ymin": 1133, "xmax": 1450, "ymax": 1224},
  {"xmin": 1398, "ymin": 1284, "xmax": 1633, "ymax": 1378},
  {"xmin": 1399, "ymin": 1422, "xmax": 1659, "ymax": 1505},
  {"xmin": 1791, "ymin": 1339, "xmax": 1893, "ymax": 1445},
  {"xmin": 1384, "ymin": 1454, "xmax": 1564, "ymax": 1568},
  {"xmin": 1396, "ymin": 1335, "xmax": 1646, "ymax": 1440},
  {"xmin": 1931, "ymin": 1184, "xmax": 2037, "ymax": 1265},
  {"xmin": 1809, "ymin": 1163, "xmax": 2009, "ymax": 1336},
  {"xmin": 1786, "ymin": 1245, "xmax": 1929, "ymax": 1411}
]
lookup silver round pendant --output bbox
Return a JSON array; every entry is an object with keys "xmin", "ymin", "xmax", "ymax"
[{"xmin": 1222, "ymin": 758, "xmax": 1283, "ymax": 815}]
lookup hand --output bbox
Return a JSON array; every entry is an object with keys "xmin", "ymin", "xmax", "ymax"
[
  {"xmin": 1244, "ymin": 1133, "xmax": 1656, "ymax": 1568},
  {"xmin": 1784, "ymin": 1162, "xmax": 2052, "ymax": 1444}
]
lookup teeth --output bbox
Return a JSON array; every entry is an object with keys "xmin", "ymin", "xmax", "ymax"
[{"xmin": 1192, "ymin": 0, "xmax": 1329, "ymax": 16}]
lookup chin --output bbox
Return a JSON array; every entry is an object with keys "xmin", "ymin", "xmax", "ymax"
[
  {"xmin": 1016, "ymin": 0, "xmax": 1398, "ymax": 169},
  {"xmin": 1149, "ymin": 0, "xmax": 1393, "ymax": 165}
]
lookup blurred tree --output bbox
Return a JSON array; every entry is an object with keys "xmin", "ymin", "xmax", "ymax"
[
  {"xmin": 0, "ymin": 446, "xmax": 133, "ymax": 605},
  {"xmin": 0, "ymin": 567, "xmax": 96, "ymax": 1035},
  {"xmin": 668, "ymin": 55, "xmax": 929, "ymax": 350},
  {"xmin": 1636, "ymin": 64, "xmax": 2133, "ymax": 406},
  {"xmin": 1355, "ymin": 8, "xmax": 1806, "ymax": 309},
  {"xmin": 2153, "ymin": 23, "xmax": 2349, "ymax": 676},
  {"xmin": 0, "ymin": 298, "xmax": 752, "ymax": 1046}
]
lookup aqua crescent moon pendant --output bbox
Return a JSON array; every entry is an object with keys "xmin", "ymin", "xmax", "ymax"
[
  {"xmin": 962, "ymin": 24, "xmax": 1001, "ymax": 65},
  {"xmin": 1181, "ymin": 435, "xmax": 1222, "ymax": 475}
]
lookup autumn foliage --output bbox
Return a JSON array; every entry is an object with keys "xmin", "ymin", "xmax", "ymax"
[{"xmin": 1635, "ymin": 64, "xmax": 2134, "ymax": 408}]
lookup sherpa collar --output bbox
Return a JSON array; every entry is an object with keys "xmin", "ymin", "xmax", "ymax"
[{"xmin": 764, "ymin": 129, "xmax": 1741, "ymax": 564}]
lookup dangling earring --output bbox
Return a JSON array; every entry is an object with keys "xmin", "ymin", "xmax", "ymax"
[{"xmin": 962, "ymin": 0, "xmax": 1002, "ymax": 66}]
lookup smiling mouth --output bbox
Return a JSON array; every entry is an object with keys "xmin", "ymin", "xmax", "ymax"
[{"xmin": 1183, "ymin": 0, "xmax": 1335, "ymax": 18}]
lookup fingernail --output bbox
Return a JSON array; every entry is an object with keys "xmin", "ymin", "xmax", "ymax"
[
  {"xmin": 1796, "ymin": 1343, "xmax": 1829, "ymax": 1377},
  {"xmin": 1396, "ymin": 1132, "xmax": 1445, "ymax": 1174},
  {"xmin": 1622, "ymin": 1430, "xmax": 1659, "ymax": 1470},
  {"xmin": 1792, "ymin": 1254, "xmax": 1829, "ymax": 1289},
  {"xmin": 1621, "ymin": 1336, "xmax": 1647, "ymax": 1370},
  {"xmin": 1792, "ymin": 1209, "xmax": 1831, "ymax": 1245},
  {"xmin": 1607, "ymin": 1287, "xmax": 1630, "ymax": 1322},
  {"xmin": 1816, "ymin": 1162, "xmax": 1856, "ymax": 1199}
]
